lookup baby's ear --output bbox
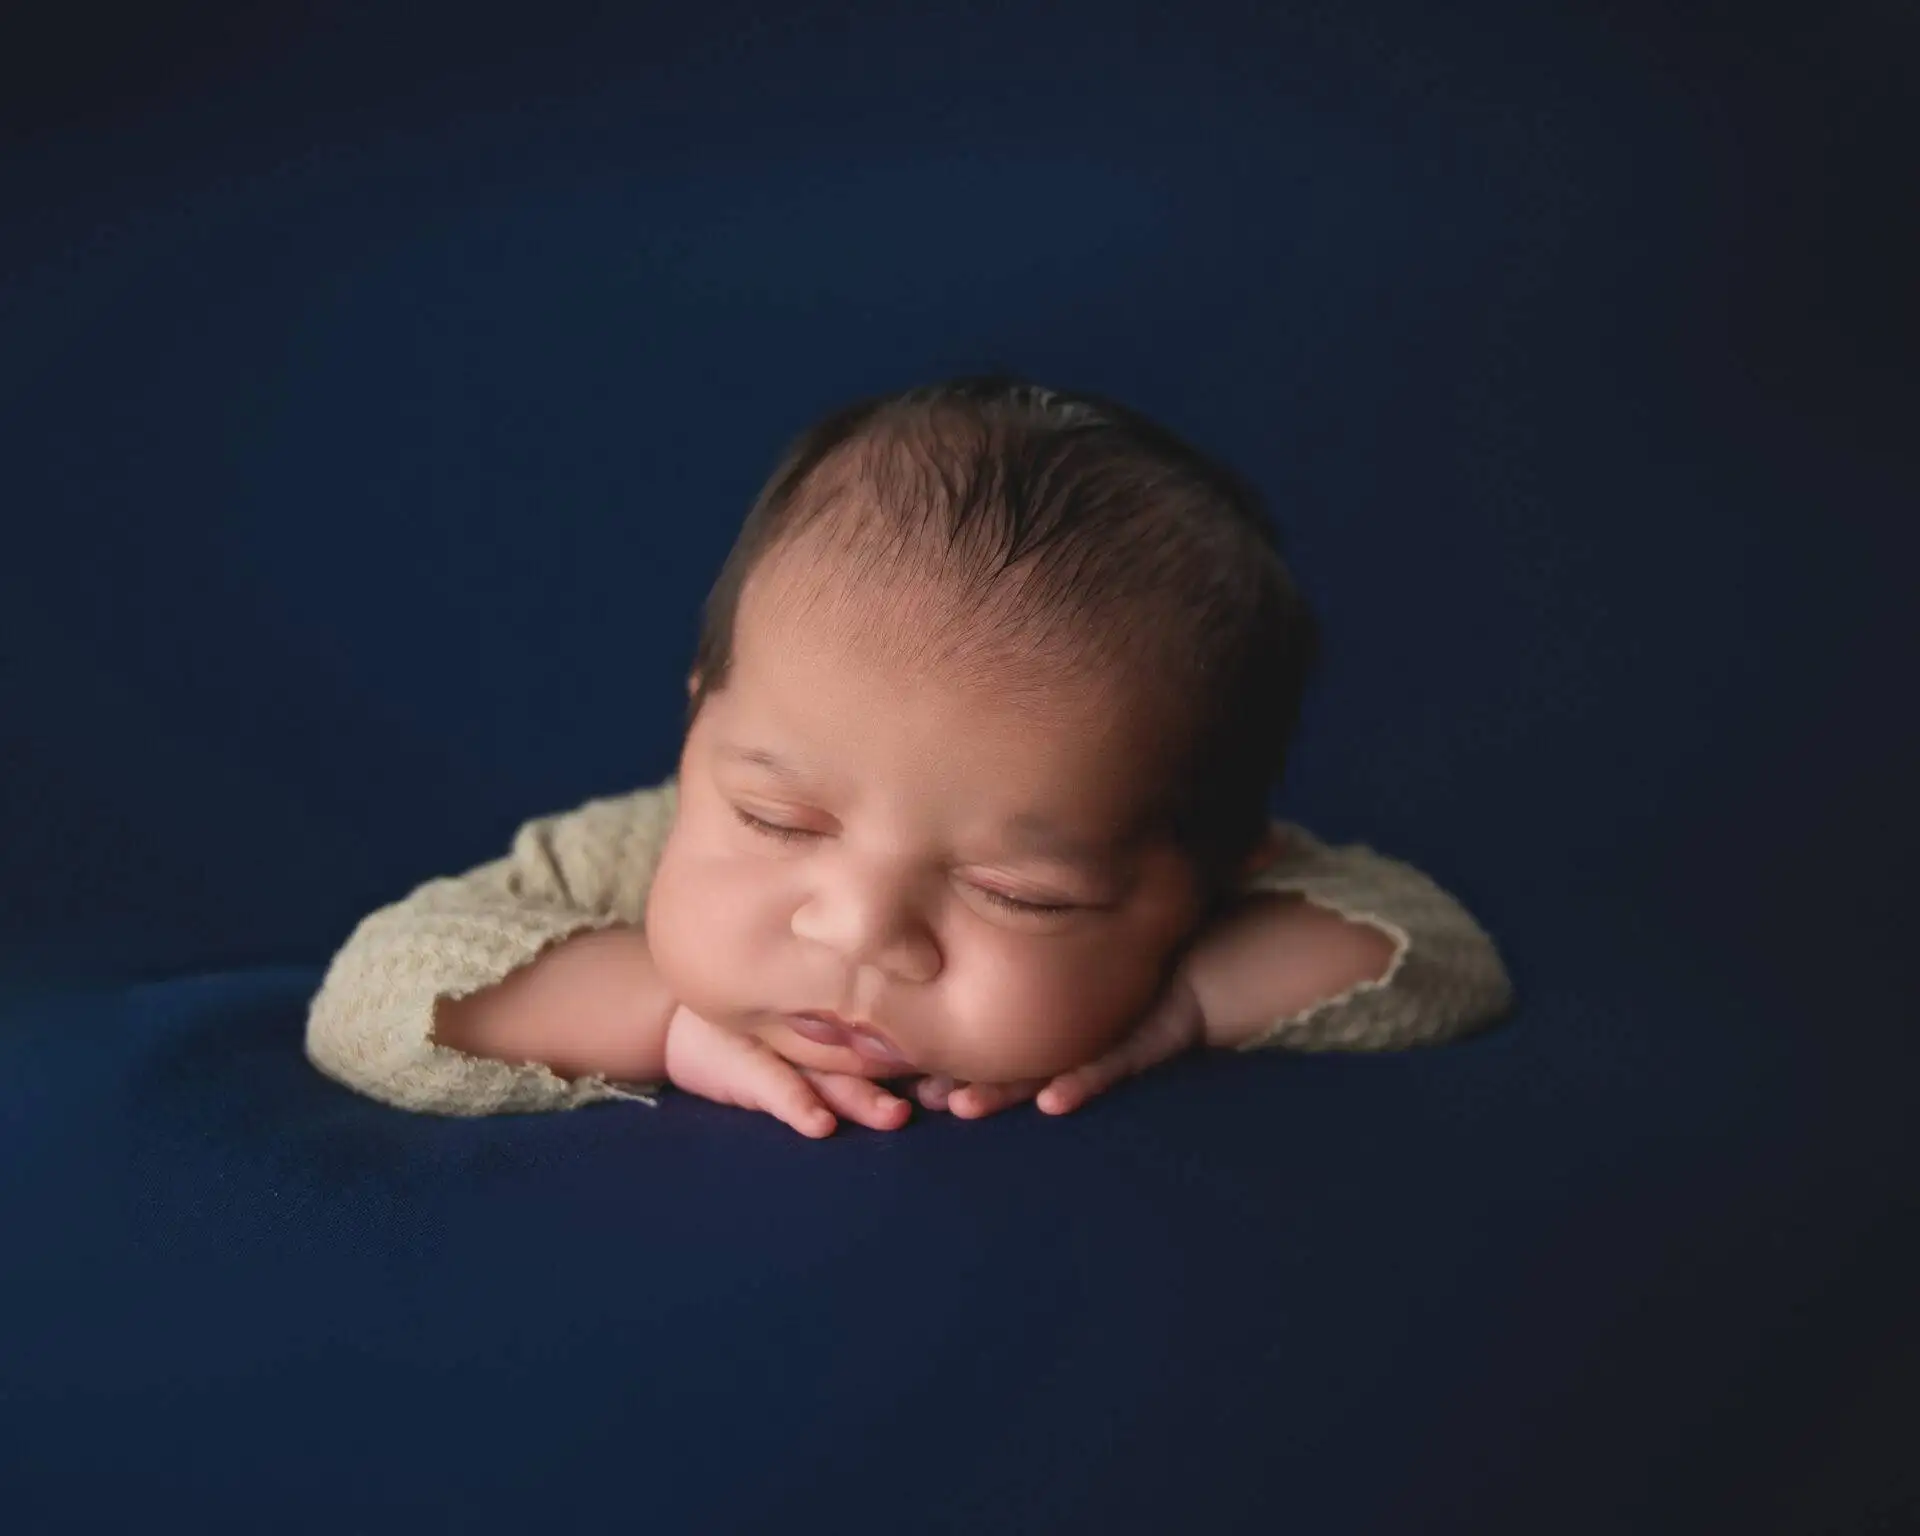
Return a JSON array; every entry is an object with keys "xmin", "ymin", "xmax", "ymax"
[
  {"xmin": 686, "ymin": 669, "xmax": 702, "ymax": 699},
  {"xmin": 1238, "ymin": 824, "xmax": 1291, "ymax": 879}
]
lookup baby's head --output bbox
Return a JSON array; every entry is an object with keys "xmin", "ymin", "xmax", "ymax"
[{"xmin": 645, "ymin": 375, "xmax": 1319, "ymax": 1085}]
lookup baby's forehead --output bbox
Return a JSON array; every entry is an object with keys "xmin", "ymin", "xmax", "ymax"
[
  {"xmin": 752, "ymin": 530, "xmax": 1105, "ymax": 677},
  {"xmin": 736, "ymin": 626, "xmax": 1183, "ymax": 826},
  {"xmin": 746, "ymin": 593, "xmax": 1116, "ymax": 731},
  {"xmin": 743, "ymin": 516, "xmax": 1190, "ymax": 742}
]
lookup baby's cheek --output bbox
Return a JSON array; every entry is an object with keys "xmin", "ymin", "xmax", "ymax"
[
  {"xmin": 942, "ymin": 963, "xmax": 1147, "ymax": 1082},
  {"xmin": 643, "ymin": 858, "xmax": 735, "ymax": 1016}
]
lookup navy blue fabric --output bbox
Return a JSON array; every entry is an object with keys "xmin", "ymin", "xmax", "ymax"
[{"xmin": 3, "ymin": 4, "xmax": 1914, "ymax": 1532}]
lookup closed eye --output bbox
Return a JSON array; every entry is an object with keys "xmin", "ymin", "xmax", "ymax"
[
  {"xmin": 975, "ymin": 887, "xmax": 1076, "ymax": 916},
  {"xmin": 732, "ymin": 806, "xmax": 816, "ymax": 845},
  {"xmin": 730, "ymin": 806, "xmax": 1080, "ymax": 916}
]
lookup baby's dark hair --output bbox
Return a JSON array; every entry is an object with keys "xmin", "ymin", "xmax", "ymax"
[{"xmin": 686, "ymin": 374, "xmax": 1321, "ymax": 914}]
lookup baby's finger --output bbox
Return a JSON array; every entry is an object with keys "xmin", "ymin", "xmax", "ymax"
[
  {"xmin": 1037, "ymin": 1047, "xmax": 1154, "ymax": 1114},
  {"xmin": 1039, "ymin": 1005, "xmax": 1196, "ymax": 1115},
  {"xmin": 806, "ymin": 1071, "xmax": 912, "ymax": 1132},
  {"xmin": 914, "ymin": 1075, "xmax": 955, "ymax": 1111},
  {"xmin": 745, "ymin": 1053, "xmax": 838, "ymax": 1138},
  {"xmin": 948, "ymin": 1078, "xmax": 1047, "ymax": 1119},
  {"xmin": 1036, "ymin": 1062, "xmax": 1113, "ymax": 1115}
]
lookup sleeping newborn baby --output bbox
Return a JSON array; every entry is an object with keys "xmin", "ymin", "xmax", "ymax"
[{"xmin": 305, "ymin": 375, "xmax": 1514, "ymax": 1134}]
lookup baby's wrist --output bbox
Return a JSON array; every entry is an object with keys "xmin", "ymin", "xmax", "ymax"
[{"xmin": 1183, "ymin": 891, "xmax": 1397, "ymax": 1049}]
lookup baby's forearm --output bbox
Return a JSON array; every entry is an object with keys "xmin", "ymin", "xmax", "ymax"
[
  {"xmin": 1183, "ymin": 892, "xmax": 1398, "ymax": 1050},
  {"xmin": 431, "ymin": 924, "xmax": 677, "ymax": 1083}
]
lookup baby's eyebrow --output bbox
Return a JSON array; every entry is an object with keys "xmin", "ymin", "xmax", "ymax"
[
  {"xmin": 720, "ymin": 745, "xmax": 809, "ymax": 783},
  {"xmin": 997, "ymin": 813, "xmax": 1122, "ymax": 873}
]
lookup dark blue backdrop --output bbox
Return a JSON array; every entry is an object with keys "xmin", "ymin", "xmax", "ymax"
[{"xmin": 2, "ymin": 4, "xmax": 1914, "ymax": 1534}]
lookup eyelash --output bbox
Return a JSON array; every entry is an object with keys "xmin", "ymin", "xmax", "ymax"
[{"xmin": 729, "ymin": 806, "xmax": 1077, "ymax": 916}]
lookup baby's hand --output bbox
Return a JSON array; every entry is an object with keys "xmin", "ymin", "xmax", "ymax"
[
  {"xmin": 912, "ymin": 968, "xmax": 1206, "ymax": 1120},
  {"xmin": 662, "ymin": 1002, "xmax": 911, "ymax": 1138}
]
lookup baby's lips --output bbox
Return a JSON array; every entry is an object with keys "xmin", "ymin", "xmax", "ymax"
[
  {"xmin": 786, "ymin": 1012, "xmax": 854, "ymax": 1048},
  {"xmin": 785, "ymin": 1011, "xmax": 916, "ymax": 1071},
  {"xmin": 849, "ymin": 1027, "xmax": 913, "ymax": 1070}
]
